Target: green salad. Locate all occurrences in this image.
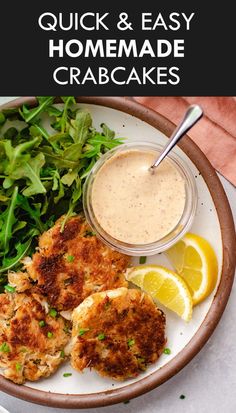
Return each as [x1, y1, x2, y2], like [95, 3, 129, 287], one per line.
[0, 96, 123, 288]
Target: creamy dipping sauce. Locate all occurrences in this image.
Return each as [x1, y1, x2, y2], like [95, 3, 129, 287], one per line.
[91, 149, 186, 244]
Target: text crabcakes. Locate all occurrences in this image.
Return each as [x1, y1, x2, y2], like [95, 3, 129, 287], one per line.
[70, 287, 166, 380]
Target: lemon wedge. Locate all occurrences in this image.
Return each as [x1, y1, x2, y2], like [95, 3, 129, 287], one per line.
[126, 265, 193, 321]
[165, 233, 218, 305]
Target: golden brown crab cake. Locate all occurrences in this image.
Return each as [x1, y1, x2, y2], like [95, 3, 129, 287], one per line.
[0, 292, 71, 384]
[70, 287, 166, 380]
[24, 215, 129, 312]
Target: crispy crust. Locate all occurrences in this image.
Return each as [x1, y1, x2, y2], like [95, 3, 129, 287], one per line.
[25, 215, 129, 311]
[71, 288, 166, 380]
[0, 293, 71, 384]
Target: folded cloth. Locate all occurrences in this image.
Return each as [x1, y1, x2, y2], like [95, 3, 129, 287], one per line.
[134, 97, 236, 187]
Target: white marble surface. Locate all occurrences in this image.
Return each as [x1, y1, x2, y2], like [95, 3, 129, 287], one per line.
[0, 97, 235, 413]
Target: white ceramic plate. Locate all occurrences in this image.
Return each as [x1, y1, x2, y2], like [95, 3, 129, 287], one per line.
[0, 97, 235, 409]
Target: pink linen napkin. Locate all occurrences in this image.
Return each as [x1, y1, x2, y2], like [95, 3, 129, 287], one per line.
[134, 97, 236, 187]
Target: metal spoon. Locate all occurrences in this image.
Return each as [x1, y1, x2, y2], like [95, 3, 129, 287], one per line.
[150, 104, 203, 171]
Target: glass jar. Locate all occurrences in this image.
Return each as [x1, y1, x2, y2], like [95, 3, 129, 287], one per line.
[83, 141, 197, 256]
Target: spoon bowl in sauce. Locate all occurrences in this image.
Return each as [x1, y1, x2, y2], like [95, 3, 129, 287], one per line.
[83, 141, 197, 256]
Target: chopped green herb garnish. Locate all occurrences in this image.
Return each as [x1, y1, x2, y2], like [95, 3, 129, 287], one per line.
[84, 230, 96, 237]
[15, 362, 22, 372]
[0, 342, 10, 353]
[139, 256, 147, 264]
[163, 348, 171, 355]
[47, 331, 53, 338]
[39, 320, 46, 327]
[63, 325, 70, 334]
[63, 373, 72, 377]
[180, 394, 186, 399]
[60, 350, 65, 358]
[127, 338, 135, 347]
[137, 357, 146, 371]
[4, 284, 16, 293]
[97, 333, 106, 341]
[49, 308, 57, 318]
[78, 328, 90, 336]
[67, 255, 75, 263]
[20, 347, 27, 353]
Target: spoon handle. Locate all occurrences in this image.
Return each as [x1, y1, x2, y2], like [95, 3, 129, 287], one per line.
[150, 105, 203, 170]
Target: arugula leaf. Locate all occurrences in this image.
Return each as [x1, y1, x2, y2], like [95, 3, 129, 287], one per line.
[60, 96, 76, 132]
[0, 236, 34, 273]
[30, 124, 59, 151]
[51, 96, 76, 133]
[61, 168, 80, 187]
[37, 97, 53, 106]
[101, 123, 115, 139]
[51, 169, 65, 204]
[87, 134, 123, 149]
[81, 144, 100, 159]
[12, 221, 27, 234]
[80, 158, 96, 180]
[0, 186, 18, 253]
[0, 112, 5, 125]
[40, 146, 80, 169]
[3, 137, 41, 174]
[17, 194, 45, 233]
[48, 132, 69, 143]
[81, 134, 123, 159]
[10, 153, 46, 197]
[71, 177, 82, 203]
[54, 179, 65, 204]
[45, 106, 62, 117]
[63, 143, 82, 162]
[60, 177, 82, 231]
[0, 194, 9, 202]
[30, 124, 49, 140]
[2, 177, 14, 189]
[69, 109, 92, 145]
[19, 97, 54, 123]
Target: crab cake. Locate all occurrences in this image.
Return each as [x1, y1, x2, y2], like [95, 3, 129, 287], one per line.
[0, 292, 70, 384]
[70, 287, 166, 380]
[24, 215, 129, 312]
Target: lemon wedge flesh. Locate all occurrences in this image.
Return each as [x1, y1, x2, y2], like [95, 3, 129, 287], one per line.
[126, 265, 193, 321]
[165, 233, 218, 305]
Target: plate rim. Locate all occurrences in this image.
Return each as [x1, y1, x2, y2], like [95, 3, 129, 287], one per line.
[0, 96, 235, 409]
